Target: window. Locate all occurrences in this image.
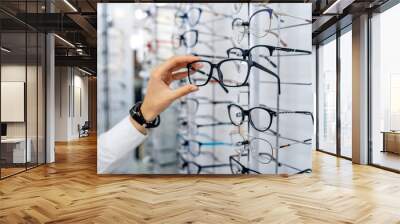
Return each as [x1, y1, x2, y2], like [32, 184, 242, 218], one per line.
[318, 37, 337, 154]
[370, 3, 400, 171]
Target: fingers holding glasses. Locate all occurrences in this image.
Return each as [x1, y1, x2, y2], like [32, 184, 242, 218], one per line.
[160, 55, 201, 74]
[168, 62, 203, 85]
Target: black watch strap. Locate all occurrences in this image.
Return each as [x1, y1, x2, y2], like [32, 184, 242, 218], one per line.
[129, 102, 160, 128]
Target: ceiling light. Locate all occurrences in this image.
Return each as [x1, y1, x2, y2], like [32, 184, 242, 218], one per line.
[1, 47, 11, 53]
[54, 34, 75, 48]
[63, 0, 78, 12]
[78, 67, 92, 76]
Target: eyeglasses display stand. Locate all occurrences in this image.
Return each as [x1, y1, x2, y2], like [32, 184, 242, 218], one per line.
[98, 3, 313, 174]
[246, 4, 313, 175]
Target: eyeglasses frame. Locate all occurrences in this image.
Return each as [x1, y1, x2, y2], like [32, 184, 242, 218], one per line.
[187, 58, 281, 93]
[227, 103, 276, 132]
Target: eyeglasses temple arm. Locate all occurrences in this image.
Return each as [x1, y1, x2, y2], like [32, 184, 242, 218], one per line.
[274, 47, 312, 56]
[193, 53, 228, 59]
[252, 62, 281, 94]
[210, 76, 229, 93]
[258, 54, 277, 68]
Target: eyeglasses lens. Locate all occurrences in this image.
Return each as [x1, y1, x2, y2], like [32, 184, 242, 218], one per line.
[232, 3, 242, 14]
[219, 60, 248, 87]
[188, 61, 211, 86]
[187, 162, 199, 174]
[232, 19, 246, 44]
[230, 158, 243, 174]
[228, 105, 243, 126]
[249, 138, 273, 164]
[249, 10, 272, 38]
[174, 11, 185, 27]
[249, 108, 272, 131]
[249, 46, 276, 68]
[187, 8, 201, 26]
[185, 99, 199, 114]
[189, 141, 201, 156]
[182, 30, 197, 48]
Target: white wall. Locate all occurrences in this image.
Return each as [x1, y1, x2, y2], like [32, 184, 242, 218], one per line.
[55, 67, 89, 141]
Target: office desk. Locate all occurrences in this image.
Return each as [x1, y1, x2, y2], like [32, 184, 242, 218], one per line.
[1, 138, 31, 163]
[382, 131, 400, 155]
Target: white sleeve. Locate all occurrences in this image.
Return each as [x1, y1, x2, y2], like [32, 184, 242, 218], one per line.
[97, 116, 147, 174]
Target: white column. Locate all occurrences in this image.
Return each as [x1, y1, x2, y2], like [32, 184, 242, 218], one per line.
[352, 14, 369, 164]
[46, 32, 55, 163]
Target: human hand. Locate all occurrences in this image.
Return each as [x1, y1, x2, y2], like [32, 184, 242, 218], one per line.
[131, 55, 200, 133]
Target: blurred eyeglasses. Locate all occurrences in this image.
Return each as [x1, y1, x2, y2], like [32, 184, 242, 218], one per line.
[229, 130, 313, 174]
[178, 134, 232, 157]
[229, 153, 261, 174]
[179, 98, 233, 114]
[231, 9, 288, 46]
[232, 3, 311, 23]
[178, 152, 230, 174]
[230, 133, 274, 165]
[180, 120, 232, 129]
[175, 7, 233, 27]
[172, 29, 231, 49]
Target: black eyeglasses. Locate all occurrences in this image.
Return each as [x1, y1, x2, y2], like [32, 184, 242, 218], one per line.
[227, 45, 311, 68]
[175, 7, 232, 27]
[178, 152, 230, 174]
[229, 153, 261, 174]
[228, 104, 314, 132]
[180, 120, 232, 128]
[175, 7, 203, 27]
[232, 136, 275, 164]
[178, 135, 232, 157]
[228, 104, 277, 132]
[172, 29, 230, 49]
[187, 58, 281, 94]
[179, 98, 233, 114]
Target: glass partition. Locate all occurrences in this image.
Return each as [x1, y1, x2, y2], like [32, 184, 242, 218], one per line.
[339, 29, 352, 158]
[1, 30, 28, 177]
[27, 30, 38, 169]
[0, 1, 46, 179]
[317, 37, 337, 155]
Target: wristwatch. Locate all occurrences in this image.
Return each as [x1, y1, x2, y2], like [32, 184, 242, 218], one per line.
[129, 101, 160, 128]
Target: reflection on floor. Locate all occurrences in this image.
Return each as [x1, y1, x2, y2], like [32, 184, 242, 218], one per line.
[0, 167, 25, 177]
[0, 163, 42, 178]
[373, 150, 400, 171]
[1, 135, 400, 223]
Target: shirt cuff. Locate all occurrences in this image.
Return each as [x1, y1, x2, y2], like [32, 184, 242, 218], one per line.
[98, 116, 148, 173]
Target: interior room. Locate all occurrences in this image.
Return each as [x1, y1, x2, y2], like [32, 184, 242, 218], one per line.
[1, 0, 400, 223]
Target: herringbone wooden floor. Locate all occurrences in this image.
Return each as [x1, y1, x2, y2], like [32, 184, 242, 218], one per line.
[1, 135, 400, 224]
